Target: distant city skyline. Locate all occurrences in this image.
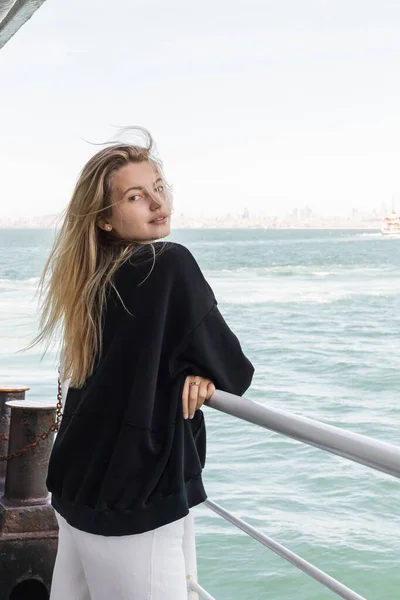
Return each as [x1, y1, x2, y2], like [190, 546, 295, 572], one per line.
[1, 0, 400, 219]
[0, 204, 386, 230]
[0, 201, 395, 222]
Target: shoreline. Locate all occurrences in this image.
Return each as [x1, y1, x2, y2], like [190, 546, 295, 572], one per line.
[0, 225, 382, 231]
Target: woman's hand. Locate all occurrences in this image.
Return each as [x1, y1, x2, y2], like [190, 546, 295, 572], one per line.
[182, 376, 216, 419]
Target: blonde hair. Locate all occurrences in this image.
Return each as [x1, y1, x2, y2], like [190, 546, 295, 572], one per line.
[31, 128, 170, 388]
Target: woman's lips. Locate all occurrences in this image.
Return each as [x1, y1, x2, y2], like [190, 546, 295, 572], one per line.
[150, 216, 168, 225]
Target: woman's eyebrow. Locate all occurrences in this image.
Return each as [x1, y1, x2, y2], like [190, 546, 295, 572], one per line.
[122, 178, 163, 197]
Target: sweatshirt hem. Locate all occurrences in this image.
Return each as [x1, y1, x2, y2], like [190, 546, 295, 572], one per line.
[50, 475, 207, 536]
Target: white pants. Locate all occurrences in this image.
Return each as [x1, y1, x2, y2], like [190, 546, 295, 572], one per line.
[50, 511, 195, 600]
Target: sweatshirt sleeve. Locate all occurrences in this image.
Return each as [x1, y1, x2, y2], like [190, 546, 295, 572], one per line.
[169, 304, 254, 397]
[131, 242, 254, 396]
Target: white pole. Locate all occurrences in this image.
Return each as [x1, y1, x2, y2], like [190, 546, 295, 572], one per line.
[183, 511, 198, 600]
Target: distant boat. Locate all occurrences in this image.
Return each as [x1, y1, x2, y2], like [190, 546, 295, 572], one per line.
[381, 209, 400, 236]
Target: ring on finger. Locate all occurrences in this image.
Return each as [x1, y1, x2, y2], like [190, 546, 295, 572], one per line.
[189, 381, 200, 387]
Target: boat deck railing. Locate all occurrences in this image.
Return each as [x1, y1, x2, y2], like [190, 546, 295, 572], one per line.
[187, 390, 400, 600]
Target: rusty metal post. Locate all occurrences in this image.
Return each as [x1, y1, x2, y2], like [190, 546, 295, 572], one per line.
[3, 400, 56, 506]
[0, 387, 29, 494]
[0, 400, 58, 600]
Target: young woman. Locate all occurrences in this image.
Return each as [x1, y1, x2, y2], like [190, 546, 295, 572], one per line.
[35, 129, 254, 599]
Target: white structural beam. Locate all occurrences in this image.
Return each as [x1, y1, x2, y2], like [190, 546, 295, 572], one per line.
[0, 0, 47, 49]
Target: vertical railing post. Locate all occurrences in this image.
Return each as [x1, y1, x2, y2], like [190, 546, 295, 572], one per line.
[183, 512, 199, 600]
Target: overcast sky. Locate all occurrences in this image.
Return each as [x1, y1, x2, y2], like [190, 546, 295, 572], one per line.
[1, 0, 399, 218]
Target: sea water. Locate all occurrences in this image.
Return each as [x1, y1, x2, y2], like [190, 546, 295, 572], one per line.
[0, 228, 399, 600]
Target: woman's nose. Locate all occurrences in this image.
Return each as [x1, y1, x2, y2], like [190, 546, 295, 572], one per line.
[148, 190, 163, 208]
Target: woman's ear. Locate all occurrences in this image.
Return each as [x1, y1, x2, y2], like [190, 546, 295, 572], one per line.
[98, 220, 112, 232]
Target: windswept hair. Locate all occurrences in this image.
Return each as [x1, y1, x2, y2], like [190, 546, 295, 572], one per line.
[30, 127, 171, 388]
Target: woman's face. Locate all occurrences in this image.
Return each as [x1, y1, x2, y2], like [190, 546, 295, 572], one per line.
[101, 161, 171, 242]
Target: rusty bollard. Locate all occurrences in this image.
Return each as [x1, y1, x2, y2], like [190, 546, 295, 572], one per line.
[0, 400, 58, 600]
[0, 387, 29, 495]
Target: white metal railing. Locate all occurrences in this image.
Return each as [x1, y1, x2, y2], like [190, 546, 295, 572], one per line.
[191, 390, 400, 600]
[188, 580, 216, 600]
[203, 499, 364, 600]
[207, 391, 400, 478]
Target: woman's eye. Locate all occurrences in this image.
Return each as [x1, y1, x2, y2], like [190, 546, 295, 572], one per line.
[128, 195, 141, 202]
[155, 185, 164, 193]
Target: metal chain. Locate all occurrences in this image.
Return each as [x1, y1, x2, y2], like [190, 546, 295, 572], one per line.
[0, 373, 63, 462]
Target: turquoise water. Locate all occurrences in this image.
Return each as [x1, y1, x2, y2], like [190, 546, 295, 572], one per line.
[0, 228, 399, 600]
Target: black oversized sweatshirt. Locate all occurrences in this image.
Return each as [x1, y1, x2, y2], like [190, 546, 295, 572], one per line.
[46, 242, 254, 536]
